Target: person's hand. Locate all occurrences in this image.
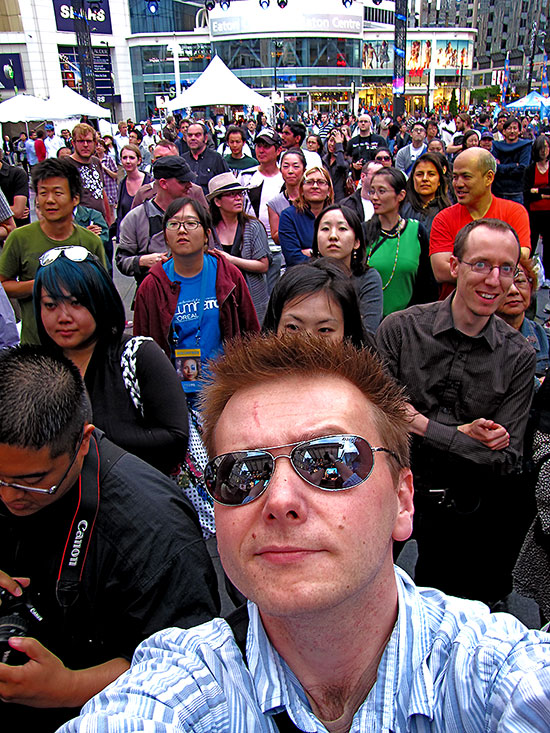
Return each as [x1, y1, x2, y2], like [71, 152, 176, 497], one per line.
[457, 418, 509, 450]
[139, 253, 168, 268]
[332, 130, 343, 144]
[86, 224, 102, 237]
[0, 637, 75, 707]
[301, 248, 312, 258]
[21, 207, 29, 219]
[0, 570, 30, 601]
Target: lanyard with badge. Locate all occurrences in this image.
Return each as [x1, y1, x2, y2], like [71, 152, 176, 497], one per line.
[173, 255, 209, 394]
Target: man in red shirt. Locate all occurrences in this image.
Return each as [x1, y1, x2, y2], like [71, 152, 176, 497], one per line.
[430, 148, 530, 299]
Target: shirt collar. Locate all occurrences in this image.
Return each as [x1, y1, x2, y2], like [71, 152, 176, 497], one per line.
[245, 567, 437, 731]
[433, 294, 499, 349]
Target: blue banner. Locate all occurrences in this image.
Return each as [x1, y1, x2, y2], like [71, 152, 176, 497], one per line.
[52, 0, 112, 34]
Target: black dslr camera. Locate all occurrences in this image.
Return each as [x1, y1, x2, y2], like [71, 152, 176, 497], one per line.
[0, 586, 44, 665]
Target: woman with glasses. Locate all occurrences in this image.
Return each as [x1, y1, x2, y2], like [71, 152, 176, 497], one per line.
[496, 255, 549, 378]
[278, 166, 334, 267]
[133, 197, 259, 539]
[401, 153, 452, 236]
[364, 167, 437, 317]
[312, 204, 383, 334]
[33, 246, 189, 475]
[322, 129, 349, 203]
[207, 173, 271, 323]
[134, 196, 259, 375]
[305, 134, 324, 156]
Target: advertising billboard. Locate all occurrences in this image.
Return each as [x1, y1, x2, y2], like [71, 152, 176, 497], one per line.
[53, 0, 112, 35]
[362, 40, 394, 70]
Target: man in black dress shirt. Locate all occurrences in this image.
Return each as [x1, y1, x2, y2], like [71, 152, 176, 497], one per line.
[182, 122, 229, 196]
[377, 219, 536, 604]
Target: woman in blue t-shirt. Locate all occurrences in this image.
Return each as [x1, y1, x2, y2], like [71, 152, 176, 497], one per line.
[133, 197, 259, 538]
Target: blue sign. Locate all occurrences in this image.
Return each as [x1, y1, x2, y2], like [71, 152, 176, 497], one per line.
[0, 55, 25, 91]
[53, 0, 113, 34]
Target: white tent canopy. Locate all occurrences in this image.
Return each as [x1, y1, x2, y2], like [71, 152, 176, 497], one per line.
[506, 91, 546, 111]
[166, 55, 272, 113]
[45, 86, 111, 119]
[0, 94, 54, 123]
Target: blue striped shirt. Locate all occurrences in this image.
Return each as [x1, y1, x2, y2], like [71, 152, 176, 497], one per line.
[59, 567, 550, 732]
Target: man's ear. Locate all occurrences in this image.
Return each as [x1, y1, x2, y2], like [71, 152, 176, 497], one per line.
[449, 254, 460, 280]
[79, 423, 95, 458]
[392, 468, 414, 543]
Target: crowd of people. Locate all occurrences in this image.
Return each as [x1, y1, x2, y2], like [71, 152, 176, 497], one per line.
[0, 104, 550, 730]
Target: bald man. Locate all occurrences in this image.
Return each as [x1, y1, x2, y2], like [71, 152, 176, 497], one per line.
[429, 148, 531, 299]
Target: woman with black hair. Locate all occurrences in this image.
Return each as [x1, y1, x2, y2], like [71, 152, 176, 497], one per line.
[262, 258, 371, 349]
[401, 152, 451, 236]
[364, 167, 437, 316]
[312, 204, 383, 333]
[524, 135, 550, 282]
[33, 245, 188, 475]
[322, 129, 349, 203]
[267, 147, 307, 247]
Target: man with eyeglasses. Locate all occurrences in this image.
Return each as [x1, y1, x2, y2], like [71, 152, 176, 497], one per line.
[377, 218, 536, 605]
[61, 332, 550, 733]
[0, 345, 220, 731]
[430, 148, 531, 300]
[0, 159, 106, 345]
[116, 156, 196, 288]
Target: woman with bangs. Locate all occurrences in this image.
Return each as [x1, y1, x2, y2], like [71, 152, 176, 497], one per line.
[33, 245, 189, 475]
[312, 204, 383, 334]
[401, 152, 452, 236]
[278, 166, 334, 267]
[365, 167, 437, 317]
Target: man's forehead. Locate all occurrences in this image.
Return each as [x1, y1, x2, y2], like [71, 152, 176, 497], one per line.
[214, 374, 379, 448]
[462, 227, 519, 261]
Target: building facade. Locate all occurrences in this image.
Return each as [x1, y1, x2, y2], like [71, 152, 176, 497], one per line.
[0, 0, 476, 124]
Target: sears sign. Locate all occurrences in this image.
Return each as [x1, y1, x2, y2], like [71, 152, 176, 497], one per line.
[53, 0, 113, 34]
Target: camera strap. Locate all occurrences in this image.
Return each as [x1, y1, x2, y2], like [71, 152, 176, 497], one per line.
[55, 433, 124, 610]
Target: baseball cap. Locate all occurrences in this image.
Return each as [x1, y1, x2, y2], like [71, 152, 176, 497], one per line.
[480, 130, 494, 140]
[152, 155, 196, 182]
[45, 123, 55, 131]
[254, 129, 282, 147]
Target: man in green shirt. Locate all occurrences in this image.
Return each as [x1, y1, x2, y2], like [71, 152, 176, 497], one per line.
[0, 158, 106, 344]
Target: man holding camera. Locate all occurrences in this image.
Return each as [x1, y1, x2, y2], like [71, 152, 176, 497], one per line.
[0, 346, 220, 731]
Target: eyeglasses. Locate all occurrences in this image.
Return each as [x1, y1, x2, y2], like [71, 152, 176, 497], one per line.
[0, 430, 84, 495]
[39, 246, 94, 267]
[458, 258, 517, 281]
[375, 155, 392, 162]
[165, 219, 202, 232]
[204, 434, 399, 507]
[513, 273, 532, 288]
[303, 179, 329, 188]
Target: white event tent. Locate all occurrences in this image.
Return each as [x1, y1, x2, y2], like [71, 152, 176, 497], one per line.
[45, 86, 111, 119]
[0, 94, 54, 123]
[166, 55, 272, 114]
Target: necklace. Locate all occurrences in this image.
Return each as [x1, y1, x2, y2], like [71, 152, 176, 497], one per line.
[367, 218, 404, 291]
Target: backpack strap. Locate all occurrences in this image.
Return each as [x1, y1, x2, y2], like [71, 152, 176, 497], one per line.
[225, 605, 301, 732]
[120, 336, 153, 418]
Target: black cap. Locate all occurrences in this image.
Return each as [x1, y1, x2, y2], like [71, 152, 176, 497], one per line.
[254, 129, 282, 147]
[152, 155, 196, 182]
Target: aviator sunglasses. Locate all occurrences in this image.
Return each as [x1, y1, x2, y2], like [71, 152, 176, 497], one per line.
[204, 434, 400, 507]
[39, 246, 98, 268]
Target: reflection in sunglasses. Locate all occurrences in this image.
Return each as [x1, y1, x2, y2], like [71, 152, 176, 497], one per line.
[205, 435, 400, 507]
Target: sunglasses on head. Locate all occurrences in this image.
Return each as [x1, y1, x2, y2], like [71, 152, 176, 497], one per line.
[204, 434, 400, 507]
[39, 246, 96, 268]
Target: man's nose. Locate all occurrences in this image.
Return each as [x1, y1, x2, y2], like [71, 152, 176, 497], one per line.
[261, 457, 308, 523]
